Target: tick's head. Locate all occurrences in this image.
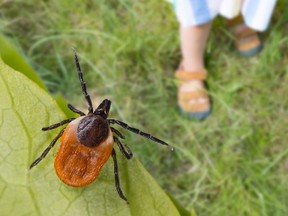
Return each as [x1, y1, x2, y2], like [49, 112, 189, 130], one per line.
[94, 99, 111, 119]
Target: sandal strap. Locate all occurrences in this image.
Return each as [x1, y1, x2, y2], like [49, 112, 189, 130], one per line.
[176, 70, 207, 81]
[227, 15, 243, 25]
[176, 68, 210, 113]
[233, 27, 257, 38]
[227, 16, 258, 39]
[178, 90, 210, 112]
[178, 91, 208, 101]
[238, 36, 260, 50]
[179, 100, 210, 112]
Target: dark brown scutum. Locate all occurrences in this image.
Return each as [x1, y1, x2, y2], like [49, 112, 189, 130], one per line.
[77, 114, 109, 147]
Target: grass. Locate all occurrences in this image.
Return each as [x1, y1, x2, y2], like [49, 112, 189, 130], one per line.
[1, 0, 288, 215]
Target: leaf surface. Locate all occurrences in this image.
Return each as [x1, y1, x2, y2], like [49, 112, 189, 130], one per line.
[0, 57, 181, 216]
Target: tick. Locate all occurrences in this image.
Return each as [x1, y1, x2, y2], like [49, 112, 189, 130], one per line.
[29, 48, 171, 203]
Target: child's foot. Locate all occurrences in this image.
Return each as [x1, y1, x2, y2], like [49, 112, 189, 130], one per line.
[229, 17, 263, 56]
[233, 23, 263, 56]
[176, 65, 211, 120]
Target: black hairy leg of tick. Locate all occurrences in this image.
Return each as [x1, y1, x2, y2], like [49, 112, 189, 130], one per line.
[114, 136, 133, 159]
[111, 127, 125, 139]
[29, 128, 65, 169]
[111, 148, 128, 203]
[68, 104, 85, 116]
[71, 48, 93, 114]
[41, 118, 75, 131]
[108, 119, 170, 147]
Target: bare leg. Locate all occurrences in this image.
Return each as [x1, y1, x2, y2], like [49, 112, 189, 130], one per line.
[179, 22, 212, 94]
[180, 22, 212, 71]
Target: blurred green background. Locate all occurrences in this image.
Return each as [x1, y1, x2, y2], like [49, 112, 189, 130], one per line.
[1, 0, 288, 215]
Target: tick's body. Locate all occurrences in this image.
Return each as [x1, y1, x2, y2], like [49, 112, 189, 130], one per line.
[29, 49, 171, 203]
[54, 116, 113, 187]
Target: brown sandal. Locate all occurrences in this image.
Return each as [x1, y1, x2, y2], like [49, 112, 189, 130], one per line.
[175, 69, 211, 120]
[229, 16, 263, 56]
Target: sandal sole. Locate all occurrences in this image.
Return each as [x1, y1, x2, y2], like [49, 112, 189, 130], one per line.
[178, 106, 212, 121]
[237, 42, 263, 57]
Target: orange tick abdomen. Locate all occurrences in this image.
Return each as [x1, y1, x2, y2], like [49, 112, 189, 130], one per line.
[54, 117, 113, 187]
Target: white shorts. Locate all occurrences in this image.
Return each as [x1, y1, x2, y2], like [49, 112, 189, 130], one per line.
[172, 0, 277, 31]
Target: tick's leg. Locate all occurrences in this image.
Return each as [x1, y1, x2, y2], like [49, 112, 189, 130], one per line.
[114, 136, 133, 159]
[108, 119, 169, 146]
[68, 104, 85, 116]
[29, 129, 65, 169]
[42, 118, 75, 131]
[71, 48, 93, 114]
[111, 148, 128, 203]
[111, 127, 125, 139]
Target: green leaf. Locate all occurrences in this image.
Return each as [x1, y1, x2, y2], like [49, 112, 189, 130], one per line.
[0, 34, 46, 90]
[0, 34, 74, 118]
[167, 193, 197, 216]
[0, 57, 183, 215]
